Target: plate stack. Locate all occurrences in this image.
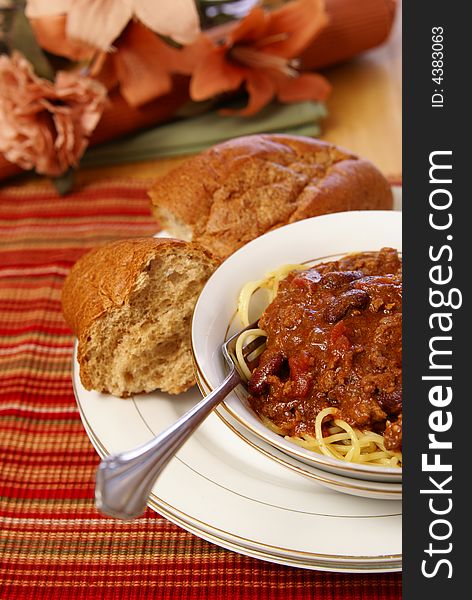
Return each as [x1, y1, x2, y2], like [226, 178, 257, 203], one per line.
[75, 203, 402, 573]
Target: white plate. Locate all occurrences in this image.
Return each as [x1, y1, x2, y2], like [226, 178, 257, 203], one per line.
[192, 208, 402, 483]
[74, 350, 401, 571]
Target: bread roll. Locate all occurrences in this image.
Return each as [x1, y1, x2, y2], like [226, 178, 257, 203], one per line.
[149, 134, 393, 260]
[62, 238, 218, 397]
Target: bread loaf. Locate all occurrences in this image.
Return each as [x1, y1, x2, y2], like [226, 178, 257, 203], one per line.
[62, 238, 218, 397]
[148, 134, 393, 260]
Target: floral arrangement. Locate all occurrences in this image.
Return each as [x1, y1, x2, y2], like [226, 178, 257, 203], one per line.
[0, 0, 331, 188]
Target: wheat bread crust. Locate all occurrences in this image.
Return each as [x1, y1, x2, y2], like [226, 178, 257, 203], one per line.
[148, 134, 393, 259]
[61, 237, 218, 395]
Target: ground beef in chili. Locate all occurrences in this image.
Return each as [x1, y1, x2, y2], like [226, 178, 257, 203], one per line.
[247, 247, 402, 451]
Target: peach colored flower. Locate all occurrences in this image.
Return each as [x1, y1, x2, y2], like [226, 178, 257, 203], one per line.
[185, 0, 331, 116]
[0, 53, 108, 177]
[25, 0, 200, 52]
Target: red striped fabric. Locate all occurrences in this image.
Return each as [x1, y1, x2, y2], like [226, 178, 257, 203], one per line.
[0, 178, 402, 599]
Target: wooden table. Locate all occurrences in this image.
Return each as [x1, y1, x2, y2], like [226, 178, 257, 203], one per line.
[321, 6, 401, 177]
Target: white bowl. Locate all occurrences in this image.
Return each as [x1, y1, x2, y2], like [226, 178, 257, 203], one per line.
[191, 210, 402, 484]
[195, 371, 402, 501]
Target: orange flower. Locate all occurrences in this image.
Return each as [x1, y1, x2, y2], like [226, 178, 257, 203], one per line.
[0, 53, 108, 176]
[186, 0, 331, 115]
[25, 1, 193, 107]
[91, 21, 186, 107]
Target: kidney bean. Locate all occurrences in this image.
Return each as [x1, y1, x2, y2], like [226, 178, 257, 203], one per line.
[320, 270, 363, 289]
[324, 289, 370, 323]
[248, 350, 285, 396]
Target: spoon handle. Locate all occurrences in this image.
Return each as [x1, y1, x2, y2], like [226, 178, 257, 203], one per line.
[95, 368, 241, 520]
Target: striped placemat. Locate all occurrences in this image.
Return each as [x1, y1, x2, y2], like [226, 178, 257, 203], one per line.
[0, 178, 402, 599]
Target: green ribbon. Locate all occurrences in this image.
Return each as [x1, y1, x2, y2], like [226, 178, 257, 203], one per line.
[82, 101, 327, 167]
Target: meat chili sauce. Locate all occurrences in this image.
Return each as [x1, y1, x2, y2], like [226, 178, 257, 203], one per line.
[248, 248, 403, 452]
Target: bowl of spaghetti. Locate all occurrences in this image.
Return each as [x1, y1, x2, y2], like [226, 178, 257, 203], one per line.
[191, 210, 402, 483]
